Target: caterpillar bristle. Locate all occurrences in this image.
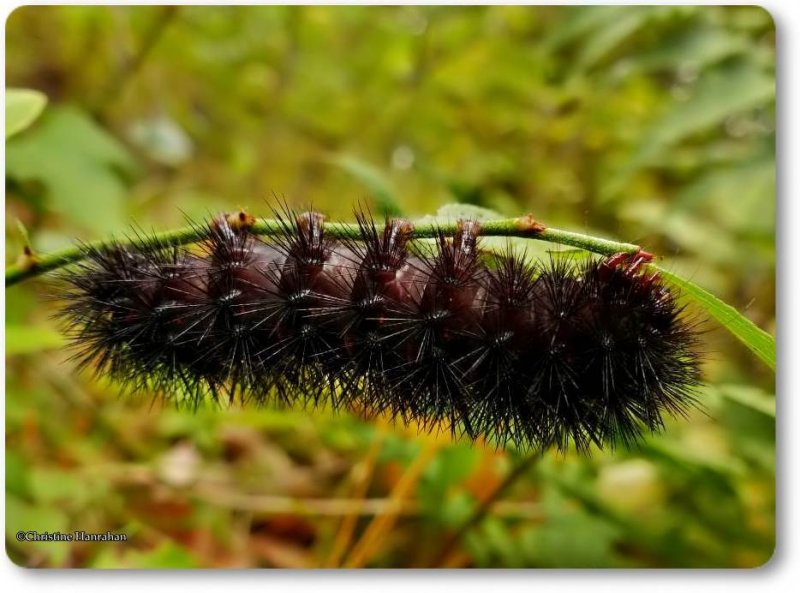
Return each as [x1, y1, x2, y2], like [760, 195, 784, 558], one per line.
[55, 209, 702, 453]
[464, 251, 540, 449]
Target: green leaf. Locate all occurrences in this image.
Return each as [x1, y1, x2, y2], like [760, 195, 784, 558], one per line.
[655, 266, 775, 370]
[5, 325, 67, 355]
[482, 517, 526, 567]
[91, 541, 198, 569]
[676, 157, 775, 235]
[418, 446, 479, 521]
[606, 61, 774, 198]
[638, 61, 774, 159]
[5, 106, 139, 235]
[327, 154, 402, 216]
[542, 6, 626, 52]
[30, 468, 92, 507]
[5, 451, 32, 499]
[622, 26, 748, 75]
[642, 438, 747, 477]
[415, 203, 504, 224]
[716, 384, 775, 417]
[518, 487, 623, 568]
[5, 88, 47, 139]
[6, 495, 71, 566]
[575, 7, 650, 71]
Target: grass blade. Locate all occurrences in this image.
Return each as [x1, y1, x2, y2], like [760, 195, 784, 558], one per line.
[655, 266, 775, 371]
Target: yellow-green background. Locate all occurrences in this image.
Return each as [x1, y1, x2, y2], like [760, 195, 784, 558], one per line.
[5, 5, 775, 568]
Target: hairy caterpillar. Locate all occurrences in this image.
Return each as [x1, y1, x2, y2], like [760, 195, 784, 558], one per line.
[58, 207, 701, 452]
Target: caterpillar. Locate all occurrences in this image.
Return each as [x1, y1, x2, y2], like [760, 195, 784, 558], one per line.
[57, 207, 701, 452]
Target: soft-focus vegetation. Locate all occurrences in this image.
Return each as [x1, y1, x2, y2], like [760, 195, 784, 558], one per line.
[5, 5, 774, 568]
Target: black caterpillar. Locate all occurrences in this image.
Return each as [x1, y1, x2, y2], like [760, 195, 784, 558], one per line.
[59, 208, 701, 452]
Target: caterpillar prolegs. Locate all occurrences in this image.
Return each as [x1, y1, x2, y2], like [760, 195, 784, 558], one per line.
[59, 209, 701, 452]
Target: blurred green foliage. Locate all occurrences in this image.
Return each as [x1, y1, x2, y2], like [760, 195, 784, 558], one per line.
[5, 88, 47, 139]
[5, 5, 774, 568]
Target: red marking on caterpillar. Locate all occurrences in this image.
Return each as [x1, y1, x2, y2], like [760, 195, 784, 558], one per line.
[58, 207, 701, 452]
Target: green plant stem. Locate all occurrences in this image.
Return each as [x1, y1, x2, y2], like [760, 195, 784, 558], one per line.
[5, 216, 643, 287]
